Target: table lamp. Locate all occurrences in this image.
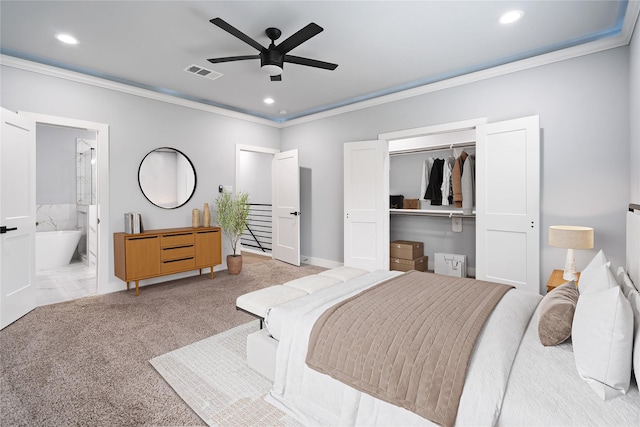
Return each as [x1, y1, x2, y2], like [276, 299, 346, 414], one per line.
[549, 225, 594, 281]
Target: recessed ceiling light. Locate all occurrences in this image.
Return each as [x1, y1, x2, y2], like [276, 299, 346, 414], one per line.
[56, 33, 78, 45]
[264, 97, 275, 105]
[499, 10, 524, 25]
[279, 110, 288, 115]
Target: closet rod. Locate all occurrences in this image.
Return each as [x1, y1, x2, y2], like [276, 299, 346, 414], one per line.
[390, 209, 475, 218]
[389, 141, 476, 156]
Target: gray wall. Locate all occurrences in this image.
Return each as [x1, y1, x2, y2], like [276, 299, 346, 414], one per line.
[1, 65, 280, 290]
[281, 47, 631, 290]
[2, 38, 637, 294]
[631, 22, 640, 204]
[36, 124, 95, 205]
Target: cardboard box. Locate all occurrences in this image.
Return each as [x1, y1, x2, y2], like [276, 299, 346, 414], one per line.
[390, 255, 428, 272]
[390, 240, 424, 260]
[403, 198, 419, 209]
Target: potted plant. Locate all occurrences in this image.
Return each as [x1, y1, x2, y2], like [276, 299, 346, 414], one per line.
[214, 190, 249, 274]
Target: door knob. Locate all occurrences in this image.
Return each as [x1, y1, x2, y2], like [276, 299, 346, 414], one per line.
[0, 226, 18, 234]
[289, 211, 301, 216]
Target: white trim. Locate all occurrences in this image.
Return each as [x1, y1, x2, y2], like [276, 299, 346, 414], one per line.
[301, 255, 343, 270]
[379, 117, 488, 141]
[241, 247, 272, 258]
[18, 112, 110, 297]
[1, 55, 279, 128]
[2, 1, 638, 129]
[281, 4, 640, 127]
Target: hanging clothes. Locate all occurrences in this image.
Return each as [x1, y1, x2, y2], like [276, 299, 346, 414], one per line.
[452, 151, 468, 208]
[420, 158, 434, 204]
[425, 158, 444, 206]
[441, 156, 454, 206]
[461, 154, 475, 214]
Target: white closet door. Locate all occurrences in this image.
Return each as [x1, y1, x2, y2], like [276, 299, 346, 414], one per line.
[344, 140, 389, 271]
[476, 116, 540, 293]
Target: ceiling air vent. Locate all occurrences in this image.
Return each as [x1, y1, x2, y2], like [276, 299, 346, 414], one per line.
[184, 64, 223, 81]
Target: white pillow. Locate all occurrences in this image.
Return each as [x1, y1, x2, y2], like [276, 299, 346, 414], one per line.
[572, 286, 634, 400]
[578, 262, 617, 294]
[579, 249, 608, 289]
[626, 289, 640, 383]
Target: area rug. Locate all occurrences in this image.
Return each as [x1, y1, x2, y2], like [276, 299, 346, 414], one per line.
[150, 321, 301, 426]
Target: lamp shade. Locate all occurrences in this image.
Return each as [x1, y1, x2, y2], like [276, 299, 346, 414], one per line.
[549, 226, 594, 249]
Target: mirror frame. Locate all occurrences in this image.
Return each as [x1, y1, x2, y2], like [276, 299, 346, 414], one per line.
[138, 147, 197, 209]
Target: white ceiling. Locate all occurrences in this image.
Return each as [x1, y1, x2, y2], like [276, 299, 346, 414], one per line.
[1, 1, 638, 123]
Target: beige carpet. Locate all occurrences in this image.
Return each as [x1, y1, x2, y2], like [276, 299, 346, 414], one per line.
[0, 259, 324, 426]
[150, 321, 300, 426]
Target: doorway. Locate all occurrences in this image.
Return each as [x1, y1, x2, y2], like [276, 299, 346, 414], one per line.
[20, 112, 109, 305]
[235, 144, 279, 256]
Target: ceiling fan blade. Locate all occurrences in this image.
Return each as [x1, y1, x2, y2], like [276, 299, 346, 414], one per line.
[284, 55, 338, 70]
[275, 23, 323, 54]
[270, 75, 282, 82]
[207, 55, 260, 64]
[210, 17, 265, 52]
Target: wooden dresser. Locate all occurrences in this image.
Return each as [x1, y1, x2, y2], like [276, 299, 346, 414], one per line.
[114, 226, 222, 295]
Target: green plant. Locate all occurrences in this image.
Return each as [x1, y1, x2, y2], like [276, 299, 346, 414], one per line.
[214, 191, 249, 256]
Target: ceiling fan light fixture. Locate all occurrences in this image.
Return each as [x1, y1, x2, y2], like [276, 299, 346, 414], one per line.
[261, 64, 283, 76]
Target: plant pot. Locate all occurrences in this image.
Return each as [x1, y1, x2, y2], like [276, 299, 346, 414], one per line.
[227, 254, 243, 275]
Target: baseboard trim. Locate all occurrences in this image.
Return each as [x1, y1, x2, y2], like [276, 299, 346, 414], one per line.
[301, 256, 342, 269]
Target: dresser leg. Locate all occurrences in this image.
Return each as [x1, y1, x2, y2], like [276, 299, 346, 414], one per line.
[126, 282, 130, 291]
[135, 281, 139, 296]
[210, 267, 215, 279]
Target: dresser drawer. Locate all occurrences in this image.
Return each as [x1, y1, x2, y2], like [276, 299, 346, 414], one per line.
[161, 232, 194, 248]
[161, 245, 194, 261]
[161, 257, 195, 274]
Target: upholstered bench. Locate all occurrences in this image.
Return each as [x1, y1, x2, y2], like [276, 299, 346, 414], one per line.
[238, 265, 370, 381]
[236, 286, 307, 328]
[235, 266, 369, 328]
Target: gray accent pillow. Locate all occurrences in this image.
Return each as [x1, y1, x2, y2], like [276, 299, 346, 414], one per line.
[538, 281, 579, 346]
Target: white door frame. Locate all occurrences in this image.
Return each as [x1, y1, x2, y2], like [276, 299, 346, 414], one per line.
[19, 112, 110, 296]
[235, 144, 279, 256]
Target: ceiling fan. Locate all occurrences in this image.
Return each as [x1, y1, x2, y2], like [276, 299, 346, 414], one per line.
[207, 17, 338, 81]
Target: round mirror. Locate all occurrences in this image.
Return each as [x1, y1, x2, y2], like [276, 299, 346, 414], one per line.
[138, 147, 197, 209]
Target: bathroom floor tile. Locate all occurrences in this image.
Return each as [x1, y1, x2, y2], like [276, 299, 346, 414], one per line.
[36, 261, 96, 307]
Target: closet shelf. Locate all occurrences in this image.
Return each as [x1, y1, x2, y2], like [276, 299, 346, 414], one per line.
[390, 208, 475, 218]
[389, 141, 476, 156]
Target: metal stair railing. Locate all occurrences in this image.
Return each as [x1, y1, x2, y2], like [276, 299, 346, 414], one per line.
[242, 203, 272, 253]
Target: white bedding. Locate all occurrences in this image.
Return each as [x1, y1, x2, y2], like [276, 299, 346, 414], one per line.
[266, 270, 544, 426]
[496, 306, 640, 426]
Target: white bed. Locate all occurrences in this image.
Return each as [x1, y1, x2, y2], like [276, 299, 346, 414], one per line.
[264, 207, 640, 426]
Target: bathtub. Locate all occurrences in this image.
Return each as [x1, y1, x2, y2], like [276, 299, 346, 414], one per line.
[36, 230, 82, 270]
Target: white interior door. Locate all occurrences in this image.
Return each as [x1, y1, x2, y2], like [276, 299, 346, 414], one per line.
[272, 149, 300, 266]
[476, 115, 540, 293]
[1, 108, 36, 329]
[344, 140, 389, 271]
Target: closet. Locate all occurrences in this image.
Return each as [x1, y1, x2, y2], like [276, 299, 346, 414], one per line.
[388, 129, 477, 274]
[344, 116, 541, 293]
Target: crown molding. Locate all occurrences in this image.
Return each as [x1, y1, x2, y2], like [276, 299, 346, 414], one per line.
[281, 1, 640, 128]
[2, 1, 637, 130]
[0, 54, 280, 128]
